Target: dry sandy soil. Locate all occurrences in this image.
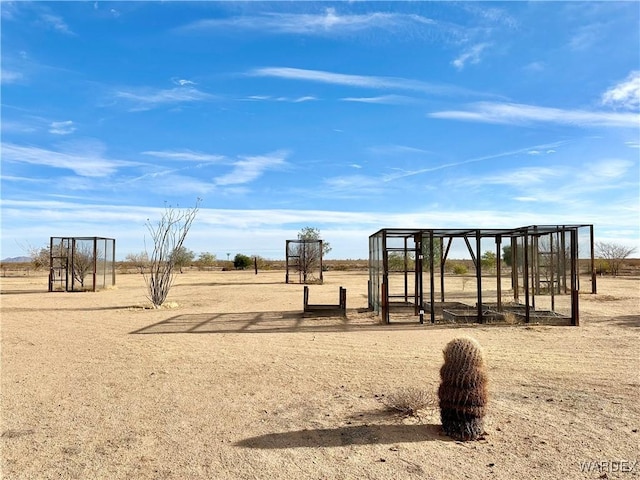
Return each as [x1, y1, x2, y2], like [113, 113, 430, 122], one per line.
[1, 269, 639, 479]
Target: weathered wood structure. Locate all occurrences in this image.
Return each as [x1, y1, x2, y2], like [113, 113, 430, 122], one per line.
[368, 225, 595, 326]
[49, 236, 116, 292]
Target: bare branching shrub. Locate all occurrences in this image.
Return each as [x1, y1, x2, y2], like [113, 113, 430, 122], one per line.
[125, 252, 150, 274]
[383, 387, 437, 417]
[23, 243, 50, 271]
[596, 241, 636, 276]
[71, 243, 99, 288]
[143, 200, 200, 308]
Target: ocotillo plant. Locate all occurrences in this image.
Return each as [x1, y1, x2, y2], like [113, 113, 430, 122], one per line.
[438, 336, 488, 441]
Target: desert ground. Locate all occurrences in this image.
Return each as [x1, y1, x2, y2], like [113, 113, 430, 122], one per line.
[1, 269, 639, 479]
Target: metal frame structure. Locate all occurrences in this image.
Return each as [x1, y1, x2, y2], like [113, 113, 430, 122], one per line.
[369, 225, 595, 326]
[285, 239, 324, 284]
[49, 236, 116, 292]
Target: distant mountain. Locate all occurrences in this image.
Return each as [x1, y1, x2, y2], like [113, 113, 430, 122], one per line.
[1, 256, 31, 263]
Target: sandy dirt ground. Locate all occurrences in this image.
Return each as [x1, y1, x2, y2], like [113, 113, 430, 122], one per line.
[1, 269, 639, 479]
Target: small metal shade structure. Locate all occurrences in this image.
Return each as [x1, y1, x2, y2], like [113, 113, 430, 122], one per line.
[285, 239, 324, 284]
[368, 225, 595, 326]
[49, 236, 116, 292]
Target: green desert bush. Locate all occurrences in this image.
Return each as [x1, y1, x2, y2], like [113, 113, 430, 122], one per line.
[438, 336, 488, 441]
[451, 263, 468, 275]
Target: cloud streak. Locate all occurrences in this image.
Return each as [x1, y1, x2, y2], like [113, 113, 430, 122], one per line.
[429, 102, 640, 128]
[214, 151, 288, 186]
[341, 95, 415, 105]
[249, 67, 494, 98]
[1, 142, 138, 177]
[114, 86, 214, 111]
[452, 43, 491, 70]
[142, 150, 224, 162]
[178, 8, 435, 35]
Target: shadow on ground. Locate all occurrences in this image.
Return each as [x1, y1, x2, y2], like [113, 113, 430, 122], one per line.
[235, 423, 443, 449]
[129, 310, 442, 335]
[610, 314, 640, 327]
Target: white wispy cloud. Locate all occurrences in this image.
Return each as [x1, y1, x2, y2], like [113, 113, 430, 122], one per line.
[292, 96, 316, 103]
[601, 71, 640, 110]
[141, 150, 224, 162]
[214, 151, 288, 186]
[131, 174, 215, 196]
[178, 8, 435, 35]
[429, 102, 640, 128]
[1, 120, 37, 134]
[380, 140, 572, 182]
[249, 67, 493, 98]
[243, 95, 318, 103]
[114, 86, 214, 111]
[578, 159, 634, 180]
[39, 12, 75, 35]
[341, 94, 415, 105]
[568, 23, 602, 50]
[625, 141, 640, 149]
[1, 69, 23, 84]
[456, 166, 564, 188]
[1, 142, 139, 177]
[523, 61, 545, 73]
[452, 42, 491, 70]
[369, 144, 432, 155]
[323, 174, 382, 194]
[2, 198, 638, 260]
[49, 120, 76, 135]
[172, 78, 196, 86]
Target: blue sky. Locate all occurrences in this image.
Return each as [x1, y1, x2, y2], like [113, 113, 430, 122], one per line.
[1, 1, 639, 261]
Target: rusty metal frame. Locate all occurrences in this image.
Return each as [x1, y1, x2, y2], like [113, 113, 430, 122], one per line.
[285, 239, 324, 284]
[49, 236, 116, 292]
[368, 225, 595, 326]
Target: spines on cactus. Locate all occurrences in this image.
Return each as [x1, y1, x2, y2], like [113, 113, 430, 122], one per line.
[438, 336, 488, 441]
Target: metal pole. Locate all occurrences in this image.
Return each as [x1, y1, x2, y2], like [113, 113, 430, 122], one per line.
[475, 230, 483, 323]
[429, 231, 435, 324]
[496, 235, 502, 311]
[523, 232, 530, 324]
[590, 225, 597, 294]
[571, 228, 580, 326]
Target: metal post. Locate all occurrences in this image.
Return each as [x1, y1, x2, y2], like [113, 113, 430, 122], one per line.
[92, 237, 98, 292]
[319, 240, 323, 284]
[285, 240, 290, 283]
[523, 232, 530, 323]
[440, 237, 446, 303]
[496, 235, 502, 312]
[429, 231, 435, 324]
[414, 233, 423, 319]
[476, 230, 483, 323]
[590, 225, 597, 294]
[570, 228, 580, 326]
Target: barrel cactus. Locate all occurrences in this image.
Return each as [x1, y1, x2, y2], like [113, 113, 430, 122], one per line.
[438, 336, 488, 441]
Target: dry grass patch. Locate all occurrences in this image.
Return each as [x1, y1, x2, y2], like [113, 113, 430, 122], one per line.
[382, 386, 437, 418]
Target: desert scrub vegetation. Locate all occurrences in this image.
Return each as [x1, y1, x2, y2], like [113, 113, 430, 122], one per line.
[144, 200, 200, 308]
[450, 262, 469, 275]
[383, 386, 437, 418]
